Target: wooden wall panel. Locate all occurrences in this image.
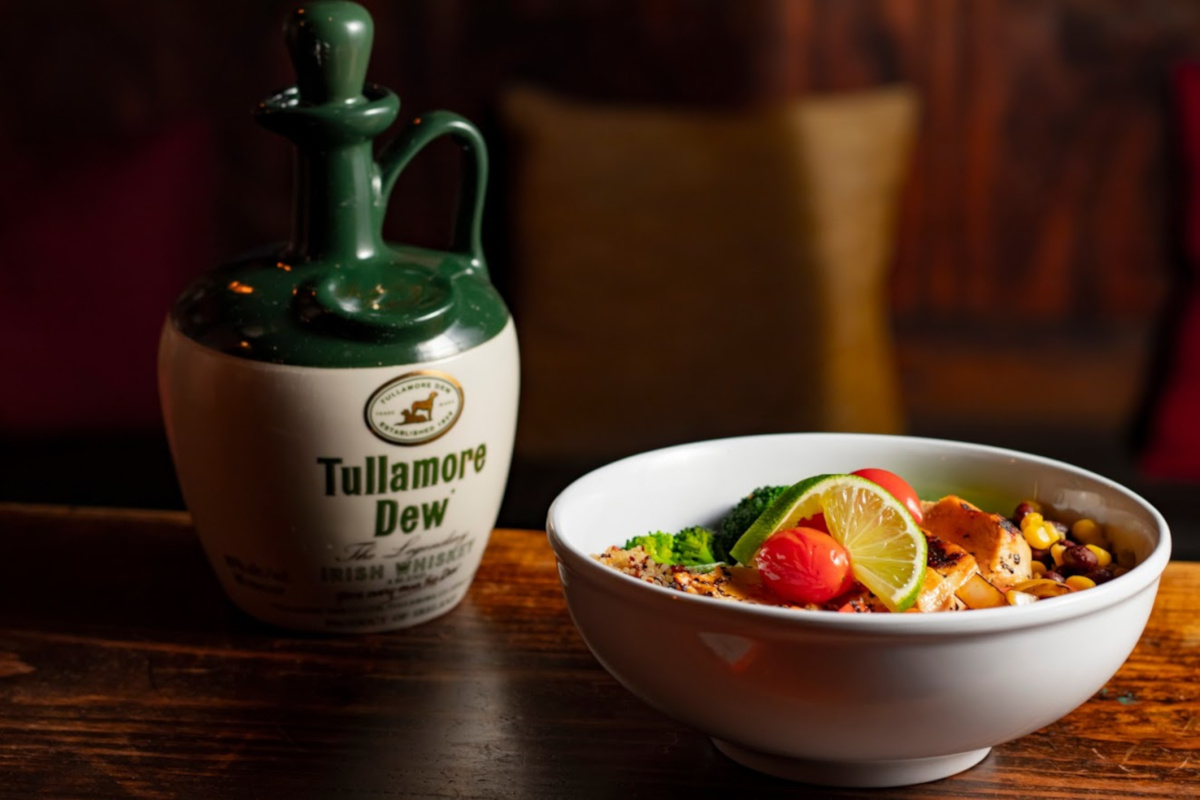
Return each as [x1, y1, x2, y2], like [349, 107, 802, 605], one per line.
[749, 0, 1200, 326]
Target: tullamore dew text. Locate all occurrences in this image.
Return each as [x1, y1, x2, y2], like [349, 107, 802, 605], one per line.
[317, 443, 487, 537]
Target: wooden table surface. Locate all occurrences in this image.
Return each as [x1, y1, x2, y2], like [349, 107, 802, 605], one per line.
[0, 503, 1197, 799]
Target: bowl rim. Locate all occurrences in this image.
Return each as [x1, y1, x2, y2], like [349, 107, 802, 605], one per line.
[546, 432, 1172, 635]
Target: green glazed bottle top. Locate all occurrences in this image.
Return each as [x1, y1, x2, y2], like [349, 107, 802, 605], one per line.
[171, 0, 509, 368]
[287, 1, 373, 106]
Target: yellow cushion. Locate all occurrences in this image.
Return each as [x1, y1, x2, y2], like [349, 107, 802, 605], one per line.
[502, 85, 917, 461]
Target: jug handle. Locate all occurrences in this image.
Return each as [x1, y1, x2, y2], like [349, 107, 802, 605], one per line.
[378, 110, 488, 271]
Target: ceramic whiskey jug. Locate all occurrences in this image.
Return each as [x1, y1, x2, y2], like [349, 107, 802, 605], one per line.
[158, 1, 518, 632]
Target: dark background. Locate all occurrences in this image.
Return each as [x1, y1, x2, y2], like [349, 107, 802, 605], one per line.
[2, 0, 1198, 555]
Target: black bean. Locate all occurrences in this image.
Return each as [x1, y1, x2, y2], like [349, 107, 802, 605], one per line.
[1087, 567, 1115, 585]
[1063, 544, 1099, 572]
[1049, 520, 1070, 536]
[1044, 571, 1065, 583]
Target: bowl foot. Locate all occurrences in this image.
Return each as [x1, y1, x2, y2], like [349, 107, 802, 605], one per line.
[711, 739, 991, 788]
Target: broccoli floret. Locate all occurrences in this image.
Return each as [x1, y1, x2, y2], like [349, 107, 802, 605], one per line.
[623, 531, 675, 563]
[671, 526, 718, 566]
[716, 485, 788, 562]
[623, 527, 719, 565]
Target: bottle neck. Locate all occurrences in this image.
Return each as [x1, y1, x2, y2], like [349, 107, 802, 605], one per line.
[290, 141, 382, 262]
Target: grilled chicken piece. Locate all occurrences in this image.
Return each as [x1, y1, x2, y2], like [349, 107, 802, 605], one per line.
[921, 496, 1032, 591]
[913, 535, 975, 612]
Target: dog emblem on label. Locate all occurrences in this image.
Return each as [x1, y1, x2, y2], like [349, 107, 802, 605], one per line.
[365, 371, 464, 445]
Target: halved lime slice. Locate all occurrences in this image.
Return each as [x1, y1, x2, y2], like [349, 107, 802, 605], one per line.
[730, 474, 927, 612]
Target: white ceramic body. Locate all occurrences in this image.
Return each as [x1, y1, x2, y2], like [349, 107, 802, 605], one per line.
[547, 433, 1171, 788]
[159, 319, 519, 633]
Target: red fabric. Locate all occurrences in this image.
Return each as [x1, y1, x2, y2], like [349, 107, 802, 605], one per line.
[0, 121, 217, 434]
[1141, 62, 1200, 479]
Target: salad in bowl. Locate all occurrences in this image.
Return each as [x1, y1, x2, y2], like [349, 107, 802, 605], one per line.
[596, 467, 1131, 614]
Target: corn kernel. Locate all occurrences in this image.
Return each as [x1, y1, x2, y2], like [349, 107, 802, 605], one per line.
[1065, 575, 1096, 591]
[1020, 512, 1044, 532]
[1031, 560, 1047, 577]
[1050, 541, 1067, 566]
[1071, 518, 1107, 548]
[1085, 544, 1112, 567]
[1025, 521, 1060, 550]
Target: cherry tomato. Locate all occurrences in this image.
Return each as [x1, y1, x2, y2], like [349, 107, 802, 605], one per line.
[755, 527, 855, 605]
[852, 468, 924, 524]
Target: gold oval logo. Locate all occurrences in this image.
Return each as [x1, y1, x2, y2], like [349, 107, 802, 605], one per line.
[365, 371, 464, 446]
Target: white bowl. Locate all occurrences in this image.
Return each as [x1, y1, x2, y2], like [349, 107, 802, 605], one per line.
[546, 433, 1170, 788]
